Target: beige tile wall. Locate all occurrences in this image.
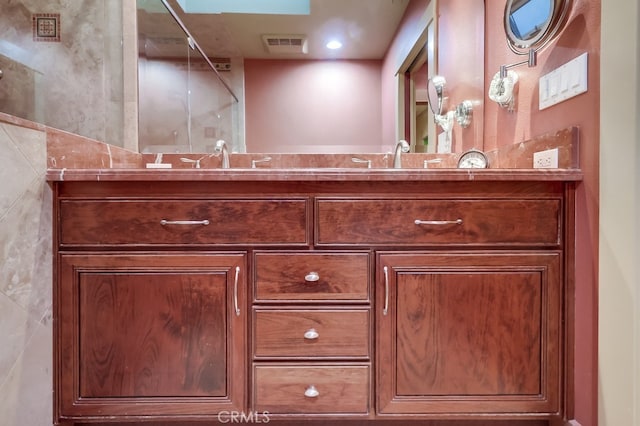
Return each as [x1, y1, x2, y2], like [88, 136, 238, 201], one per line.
[0, 0, 125, 148]
[0, 120, 52, 425]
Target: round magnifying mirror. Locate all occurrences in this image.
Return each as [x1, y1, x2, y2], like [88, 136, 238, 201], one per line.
[427, 75, 447, 116]
[504, 0, 572, 54]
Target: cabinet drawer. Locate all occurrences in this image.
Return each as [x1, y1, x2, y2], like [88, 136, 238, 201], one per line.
[59, 198, 308, 246]
[253, 364, 369, 414]
[253, 309, 369, 359]
[316, 198, 561, 246]
[254, 252, 370, 302]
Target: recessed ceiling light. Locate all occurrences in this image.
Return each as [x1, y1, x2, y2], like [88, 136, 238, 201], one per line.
[326, 40, 343, 50]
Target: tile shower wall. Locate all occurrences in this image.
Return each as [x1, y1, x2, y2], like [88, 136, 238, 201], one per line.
[0, 119, 52, 425]
[0, 0, 125, 148]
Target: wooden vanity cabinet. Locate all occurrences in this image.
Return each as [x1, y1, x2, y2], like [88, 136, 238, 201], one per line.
[251, 251, 373, 417]
[50, 176, 576, 425]
[316, 182, 570, 421]
[51, 180, 310, 425]
[376, 252, 561, 415]
[57, 252, 247, 418]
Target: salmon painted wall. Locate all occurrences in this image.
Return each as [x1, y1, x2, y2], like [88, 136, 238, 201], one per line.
[247, 4, 601, 421]
[484, 1, 601, 424]
[381, 0, 484, 153]
[244, 59, 382, 153]
[437, 0, 485, 152]
[245, 0, 432, 154]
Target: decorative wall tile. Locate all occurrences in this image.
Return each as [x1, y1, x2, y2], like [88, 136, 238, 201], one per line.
[32, 13, 60, 42]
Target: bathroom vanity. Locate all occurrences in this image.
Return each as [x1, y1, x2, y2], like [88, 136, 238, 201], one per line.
[48, 167, 581, 425]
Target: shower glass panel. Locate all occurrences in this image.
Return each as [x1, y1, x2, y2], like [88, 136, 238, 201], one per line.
[137, 0, 240, 154]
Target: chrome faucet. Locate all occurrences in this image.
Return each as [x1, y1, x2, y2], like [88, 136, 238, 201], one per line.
[423, 158, 443, 169]
[251, 156, 272, 168]
[392, 140, 410, 168]
[351, 157, 372, 168]
[214, 139, 230, 168]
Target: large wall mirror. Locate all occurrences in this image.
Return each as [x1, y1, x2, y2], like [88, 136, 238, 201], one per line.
[136, 0, 484, 155]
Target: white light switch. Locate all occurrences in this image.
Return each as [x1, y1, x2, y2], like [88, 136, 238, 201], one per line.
[539, 52, 588, 110]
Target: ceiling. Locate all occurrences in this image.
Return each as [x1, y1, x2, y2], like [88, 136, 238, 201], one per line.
[137, 0, 411, 60]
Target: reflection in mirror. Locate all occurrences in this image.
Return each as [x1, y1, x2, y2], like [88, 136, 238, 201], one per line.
[504, 0, 572, 53]
[406, 48, 430, 153]
[136, 0, 485, 155]
[426, 75, 456, 152]
[507, 0, 553, 46]
[427, 75, 447, 116]
[137, 0, 241, 153]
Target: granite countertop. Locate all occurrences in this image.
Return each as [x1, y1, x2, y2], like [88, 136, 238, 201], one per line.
[46, 167, 583, 182]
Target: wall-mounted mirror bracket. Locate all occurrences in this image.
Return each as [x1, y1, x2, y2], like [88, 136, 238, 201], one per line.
[499, 48, 537, 79]
[491, 49, 535, 110]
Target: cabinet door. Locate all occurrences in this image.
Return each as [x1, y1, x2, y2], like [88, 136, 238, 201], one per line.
[376, 252, 561, 416]
[56, 253, 246, 420]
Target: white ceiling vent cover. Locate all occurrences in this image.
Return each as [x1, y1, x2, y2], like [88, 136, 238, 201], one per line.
[262, 34, 308, 54]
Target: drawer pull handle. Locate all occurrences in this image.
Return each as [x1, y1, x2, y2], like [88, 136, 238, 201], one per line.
[414, 219, 463, 226]
[160, 219, 210, 226]
[304, 271, 320, 282]
[383, 266, 389, 316]
[233, 266, 240, 316]
[304, 385, 319, 398]
[304, 328, 319, 340]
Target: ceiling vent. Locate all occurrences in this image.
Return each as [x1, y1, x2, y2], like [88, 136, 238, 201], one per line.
[262, 34, 308, 54]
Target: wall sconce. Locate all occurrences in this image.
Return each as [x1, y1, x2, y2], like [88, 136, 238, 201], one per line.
[427, 76, 473, 130]
[455, 100, 473, 128]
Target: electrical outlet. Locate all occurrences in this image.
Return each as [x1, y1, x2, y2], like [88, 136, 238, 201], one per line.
[533, 148, 559, 168]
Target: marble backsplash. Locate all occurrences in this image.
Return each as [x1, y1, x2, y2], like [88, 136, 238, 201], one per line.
[44, 122, 579, 170]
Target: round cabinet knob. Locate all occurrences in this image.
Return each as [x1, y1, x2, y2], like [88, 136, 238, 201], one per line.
[304, 385, 319, 398]
[303, 328, 319, 340]
[304, 271, 320, 282]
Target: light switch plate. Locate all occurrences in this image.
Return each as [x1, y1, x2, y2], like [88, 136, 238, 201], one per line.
[539, 52, 588, 110]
